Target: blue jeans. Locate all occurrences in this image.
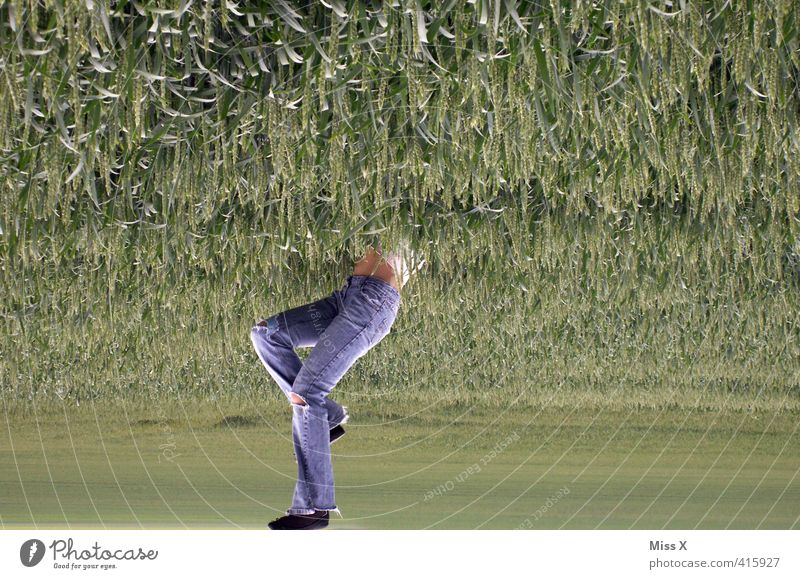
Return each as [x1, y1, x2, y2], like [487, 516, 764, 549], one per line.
[250, 274, 401, 516]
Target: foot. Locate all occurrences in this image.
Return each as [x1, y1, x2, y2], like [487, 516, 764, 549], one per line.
[330, 424, 346, 444]
[268, 510, 329, 530]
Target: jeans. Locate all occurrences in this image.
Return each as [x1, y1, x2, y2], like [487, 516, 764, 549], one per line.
[250, 274, 401, 516]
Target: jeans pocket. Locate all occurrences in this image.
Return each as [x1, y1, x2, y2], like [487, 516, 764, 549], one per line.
[358, 284, 385, 310]
[367, 310, 395, 347]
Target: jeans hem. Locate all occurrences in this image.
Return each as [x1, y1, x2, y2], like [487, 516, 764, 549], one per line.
[286, 508, 315, 515]
[286, 507, 341, 518]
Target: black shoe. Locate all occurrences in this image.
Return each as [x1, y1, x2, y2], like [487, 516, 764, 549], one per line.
[330, 424, 346, 444]
[268, 510, 329, 530]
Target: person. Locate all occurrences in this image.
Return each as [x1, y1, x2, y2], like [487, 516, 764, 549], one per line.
[250, 238, 425, 530]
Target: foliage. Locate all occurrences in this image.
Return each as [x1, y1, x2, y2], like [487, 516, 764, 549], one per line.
[0, 1, 798, 409]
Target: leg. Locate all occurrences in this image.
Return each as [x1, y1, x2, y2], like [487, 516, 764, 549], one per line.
[287, 294, 397, 515]
[250, 292, 348, 427]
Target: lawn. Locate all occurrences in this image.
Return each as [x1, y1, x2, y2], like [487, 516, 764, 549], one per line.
[2, 400, 797, 530]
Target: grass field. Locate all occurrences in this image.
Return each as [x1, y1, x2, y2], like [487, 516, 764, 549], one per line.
[1, 399, 798, 529]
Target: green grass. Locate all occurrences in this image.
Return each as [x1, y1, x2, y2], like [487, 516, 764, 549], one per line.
[1, 399, 798, 529]
[2, 1, 799, 278]
[1, 3, 798, 412]
[3, 240, 798, 412]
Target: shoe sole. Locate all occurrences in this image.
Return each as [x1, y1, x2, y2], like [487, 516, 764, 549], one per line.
[330, 424, 346, 444]
[268, 518, 329, 530]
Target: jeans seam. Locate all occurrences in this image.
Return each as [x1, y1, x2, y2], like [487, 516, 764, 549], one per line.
[364, 284, 399, 303]
[295, 405, 311, 507]
[375, 300, 397, 343]
[279, 311, 295, 349]
[302, 408, 309, 502]
[362, 283, 401, 312]
[358, 275, 400, 298]
[369, 298, 392, 343]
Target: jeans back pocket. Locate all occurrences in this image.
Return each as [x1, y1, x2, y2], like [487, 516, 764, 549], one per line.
[367, 310, 395, 347]
[358, 283, 386, 310]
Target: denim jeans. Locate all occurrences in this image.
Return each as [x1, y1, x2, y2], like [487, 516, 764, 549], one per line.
[250, 274, 401, 516]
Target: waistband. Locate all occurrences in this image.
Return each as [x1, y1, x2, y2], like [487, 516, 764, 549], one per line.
[346, 274, 401, 301]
